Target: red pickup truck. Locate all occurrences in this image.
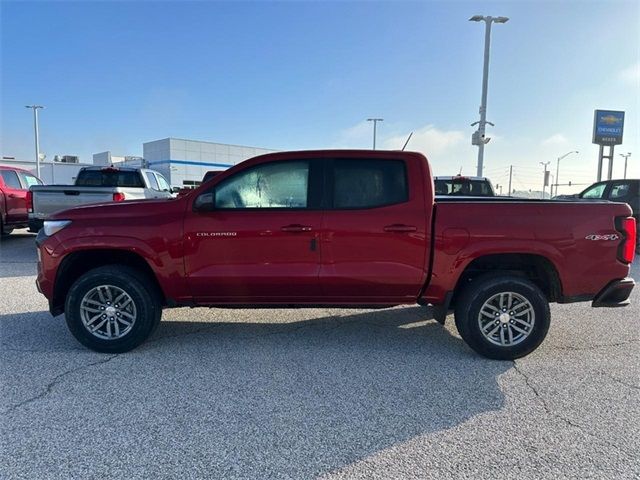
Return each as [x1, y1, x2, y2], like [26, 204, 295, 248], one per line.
[1, 165, 42, 236]
[35, 150, 636, 359]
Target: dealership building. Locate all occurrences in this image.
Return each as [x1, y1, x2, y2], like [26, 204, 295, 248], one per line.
[3, 138, 275, 188]
[96, 138, 275, 188]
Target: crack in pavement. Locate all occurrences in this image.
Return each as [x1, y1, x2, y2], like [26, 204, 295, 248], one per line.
[598, 371, 640, 391]
[512, 362, 636, 461]
[2, 354, 119, 415]
[550, 338, 639, 352]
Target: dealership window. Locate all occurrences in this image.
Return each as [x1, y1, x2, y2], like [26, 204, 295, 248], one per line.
[332, 159, 408, 208]
[214, 160, 309, 209]
[182, 180, 202, 189]
[18, 172, 42, 188]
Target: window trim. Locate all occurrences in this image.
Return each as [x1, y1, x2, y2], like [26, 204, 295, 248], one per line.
[326, 157, 410, 210]
[194, 159, 324, 212]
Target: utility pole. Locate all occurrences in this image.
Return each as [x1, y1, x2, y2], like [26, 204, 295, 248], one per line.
[619, 152, 631, 179]
[469, 15, 509, 177]
[25, 105, 45, 177]
[508, 165, 513, 196]
[540, 161, 550, 199]
[367, 118, 383, 150]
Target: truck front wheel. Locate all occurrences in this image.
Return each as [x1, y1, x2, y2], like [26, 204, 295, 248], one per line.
[64, 266, 162, 353]
[454, 275, 550, 360]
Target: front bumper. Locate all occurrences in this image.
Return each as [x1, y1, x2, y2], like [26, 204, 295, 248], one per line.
[592, 277, 635, 307]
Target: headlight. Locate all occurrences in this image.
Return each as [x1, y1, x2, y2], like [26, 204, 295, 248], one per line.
[43, 220, 72, 236]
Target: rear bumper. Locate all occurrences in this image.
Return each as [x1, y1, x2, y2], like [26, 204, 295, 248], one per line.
[592, 277, 635, 307]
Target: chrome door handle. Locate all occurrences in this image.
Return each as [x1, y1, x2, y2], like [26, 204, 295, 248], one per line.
[383, 224, 417, 233]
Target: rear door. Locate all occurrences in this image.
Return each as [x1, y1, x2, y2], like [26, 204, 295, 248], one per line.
[319, 156, 431, 302]
[0, 169, 27, 223]
[184, 158, 324, 302]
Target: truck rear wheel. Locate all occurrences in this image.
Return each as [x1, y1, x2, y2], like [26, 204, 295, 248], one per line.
[64, 265, 162, 353]
[454, 275, 550, 360]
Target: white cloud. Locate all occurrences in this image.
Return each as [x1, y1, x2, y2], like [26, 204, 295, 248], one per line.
[334, 120, 376, 148]
[618, 63, 640, 84]
[382, 124, 465, 155]
[542, 133, 568, 146]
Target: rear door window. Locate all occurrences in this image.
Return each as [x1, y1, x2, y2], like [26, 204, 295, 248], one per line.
[332, 159, 408, 209]
[608, 182, 631, 200]
[0, 170, 22, 189]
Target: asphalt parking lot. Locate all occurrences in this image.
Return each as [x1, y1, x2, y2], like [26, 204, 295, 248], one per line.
[1, 231, 638, 479]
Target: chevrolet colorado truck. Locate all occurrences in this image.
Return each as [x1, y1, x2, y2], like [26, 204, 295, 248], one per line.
[35, 150, 637, 359]
[29, 166, 173, 232]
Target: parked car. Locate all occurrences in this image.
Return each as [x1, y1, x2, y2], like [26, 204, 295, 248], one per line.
[29, 166, 173, 232]
[434, 175, 495, 196]
[0, 165, 43, 236]
[577, 179, 639, 251]
[35, 150, 635, 359]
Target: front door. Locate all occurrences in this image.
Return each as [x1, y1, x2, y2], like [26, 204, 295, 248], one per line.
[184, 159, 323, 303]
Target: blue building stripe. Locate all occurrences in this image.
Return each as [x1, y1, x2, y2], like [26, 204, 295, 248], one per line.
[148, 159, 234, 168]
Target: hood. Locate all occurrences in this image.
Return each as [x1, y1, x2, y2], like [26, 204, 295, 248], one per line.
[49, 197, 181, 221]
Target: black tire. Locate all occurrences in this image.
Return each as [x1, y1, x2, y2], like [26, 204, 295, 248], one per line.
[454, 274, 550, 360]
[1, 219, 13, 237]
[65, 265, 162, 353]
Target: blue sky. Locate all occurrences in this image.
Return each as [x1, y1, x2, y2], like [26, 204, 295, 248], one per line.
[2, 0, 638, 192]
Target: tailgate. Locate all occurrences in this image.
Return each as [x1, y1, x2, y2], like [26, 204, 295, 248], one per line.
[31, 187, 116, 218]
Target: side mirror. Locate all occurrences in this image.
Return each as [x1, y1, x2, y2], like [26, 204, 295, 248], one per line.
[194, 191, 215, 212]
[171, 187, 181, 194]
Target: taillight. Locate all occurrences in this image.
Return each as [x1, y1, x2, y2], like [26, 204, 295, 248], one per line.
[113, 192, 126, 202]
[616, 216, 637, 264]
[26, 190, 33, 213]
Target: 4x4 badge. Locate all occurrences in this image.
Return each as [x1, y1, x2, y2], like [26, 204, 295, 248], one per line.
[585, 234, 619, 241]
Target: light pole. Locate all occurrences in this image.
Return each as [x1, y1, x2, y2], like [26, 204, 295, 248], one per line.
[540, 161, 550, 199]
[367, 118, 383, 150]
[554, 150, 578, 197]
[25, 105, 45, 177]
[619, 152, 631, 179]
[469, 14, 509, 177]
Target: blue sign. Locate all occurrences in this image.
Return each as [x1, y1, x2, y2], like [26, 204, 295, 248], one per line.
[593, 110, 625, 145]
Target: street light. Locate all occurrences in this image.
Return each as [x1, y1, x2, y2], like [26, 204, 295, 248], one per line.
[367, 118, 383, 150]
[25, 105, 45, 177]
[554, 150, 578, 197]
[469, 15, 509, 177]
[619, 152, 631, 179]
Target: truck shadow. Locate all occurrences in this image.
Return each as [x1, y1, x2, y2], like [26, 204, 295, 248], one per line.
[2, 306, 511, 478]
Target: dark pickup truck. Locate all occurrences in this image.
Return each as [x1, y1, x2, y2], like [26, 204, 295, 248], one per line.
[35, 150, 636, 359]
